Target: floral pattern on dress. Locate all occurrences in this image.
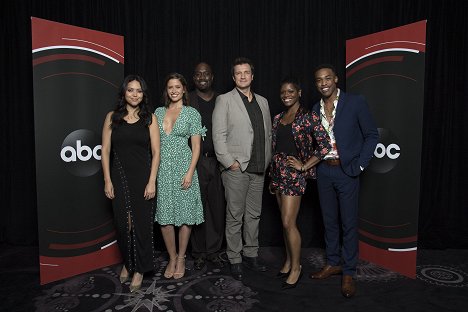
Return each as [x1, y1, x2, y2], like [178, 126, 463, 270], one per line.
[271, 106, 331, 180]
[154, 106, 206, 226]
[270, 152, 306, 195]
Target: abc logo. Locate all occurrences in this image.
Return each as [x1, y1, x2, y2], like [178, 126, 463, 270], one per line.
[368, 128, 400, 174]
[60, 129, 101, 177]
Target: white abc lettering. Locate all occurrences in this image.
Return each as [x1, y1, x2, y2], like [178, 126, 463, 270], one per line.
[77, 140, 92, 161]
[93, 145, 102, 160]
[374, 143, 386, 158]
[374, 143, 400, 159]
[386, 143, 400, 159]
[60, 141, 101, 162]
[60, 146, 76, 162]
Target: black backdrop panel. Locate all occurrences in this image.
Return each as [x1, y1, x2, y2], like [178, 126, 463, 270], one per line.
[346, 21, 426, 277]
[32, 17, 124, 283]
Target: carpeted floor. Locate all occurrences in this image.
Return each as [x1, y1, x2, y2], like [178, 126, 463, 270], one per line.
[1, 244, 467, 312]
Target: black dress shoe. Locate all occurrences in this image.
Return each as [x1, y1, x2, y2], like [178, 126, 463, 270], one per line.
[275, 270, 290, 279]
[281, 270, 303, 290]
[230, 263, 243, 281]
[209, 256, 226, 268]
[207, 252, 227, 268]
[242, 256, 268, 272]
[193, 257, 205, 270]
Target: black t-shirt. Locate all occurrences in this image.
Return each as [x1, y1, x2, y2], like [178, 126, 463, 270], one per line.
[197, 96, 215, 155]
[276, 122, 298, 156]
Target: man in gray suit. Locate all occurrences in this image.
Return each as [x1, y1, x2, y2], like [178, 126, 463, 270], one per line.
[212, 57, 272, 281]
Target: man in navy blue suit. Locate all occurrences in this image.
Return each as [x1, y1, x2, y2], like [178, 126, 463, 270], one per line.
[310, 64, 378, 298]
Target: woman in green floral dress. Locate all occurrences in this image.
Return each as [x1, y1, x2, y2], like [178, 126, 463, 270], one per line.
[154, 73, 205, 279]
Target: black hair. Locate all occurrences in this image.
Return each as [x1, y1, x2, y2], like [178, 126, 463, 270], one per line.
[280, 76, 302, 91]
[314, 63, 337, 76]
[111, 74, 152, 129]
[231, 57, 254, 76]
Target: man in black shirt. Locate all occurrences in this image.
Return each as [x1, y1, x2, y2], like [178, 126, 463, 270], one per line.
[189, 62, 226, 270]
[212, 57, 272, 281]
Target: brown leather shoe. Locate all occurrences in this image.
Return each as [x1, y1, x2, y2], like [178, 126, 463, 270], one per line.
[341, 275, 356, 298]
[309, 264, 342, 279]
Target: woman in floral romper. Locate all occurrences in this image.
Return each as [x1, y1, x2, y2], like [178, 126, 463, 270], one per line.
[269, 77, 331, 289]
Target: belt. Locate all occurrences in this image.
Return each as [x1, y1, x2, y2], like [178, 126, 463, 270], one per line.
[202, 151, 216, 158]
[325, 158, 341, 166]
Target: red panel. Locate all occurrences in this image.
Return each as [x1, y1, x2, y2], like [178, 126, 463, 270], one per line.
[33, 54, 106, 66]
[31, 17, 124, 63]
[359, 229, 417, 244]
[346, 20, 426, 66]
[346, 56, 404, 78]
[39, 244, 122, 285]
[49, 231, 117, 250]
[359, 241, 416, 279]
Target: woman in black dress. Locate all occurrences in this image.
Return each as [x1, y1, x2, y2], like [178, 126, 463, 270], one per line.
[101, 75, 160, 292]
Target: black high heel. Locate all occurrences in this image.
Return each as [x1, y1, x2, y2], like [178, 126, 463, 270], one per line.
[281, 267, 303, 290]
[275, 270, 290, 279]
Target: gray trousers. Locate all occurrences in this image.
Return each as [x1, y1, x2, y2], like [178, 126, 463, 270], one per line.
[221, 169, 264, 264]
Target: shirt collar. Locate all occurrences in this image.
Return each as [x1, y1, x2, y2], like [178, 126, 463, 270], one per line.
[236, 88, 254, 100]
[320, 88, 340, 109]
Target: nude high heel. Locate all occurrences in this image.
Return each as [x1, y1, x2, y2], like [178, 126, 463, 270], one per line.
[119, 265, 130, 284]
[164, 255, 177, 279]
[173, 255, 186, 279]
[129, 272, 143, 293]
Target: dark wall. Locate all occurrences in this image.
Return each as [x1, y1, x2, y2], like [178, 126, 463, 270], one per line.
[1, 0, 467, 248]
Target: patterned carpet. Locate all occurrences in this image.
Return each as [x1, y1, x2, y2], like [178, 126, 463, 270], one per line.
[1, 245, 467, 312]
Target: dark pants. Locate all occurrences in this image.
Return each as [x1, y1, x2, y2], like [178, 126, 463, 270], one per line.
[316, 162, 360, 276]
[191, 155, 226, 259]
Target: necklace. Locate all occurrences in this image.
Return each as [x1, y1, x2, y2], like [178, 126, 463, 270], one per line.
[324, 106, 334, 119]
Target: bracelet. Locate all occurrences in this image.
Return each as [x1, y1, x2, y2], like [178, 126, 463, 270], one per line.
[301, 165, 304, 172]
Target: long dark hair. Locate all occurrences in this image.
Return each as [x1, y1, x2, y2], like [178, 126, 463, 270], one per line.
[111, 74, 152, 129]
[162, 73, 189, 108]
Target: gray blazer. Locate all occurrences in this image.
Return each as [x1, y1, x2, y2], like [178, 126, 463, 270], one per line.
[212, 88, 272, 172]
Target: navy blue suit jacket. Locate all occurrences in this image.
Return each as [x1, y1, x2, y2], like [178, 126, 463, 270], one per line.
[312, 91, 379, 177]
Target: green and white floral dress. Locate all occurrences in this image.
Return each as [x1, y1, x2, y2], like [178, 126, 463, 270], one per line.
[154, 106, 205, 226]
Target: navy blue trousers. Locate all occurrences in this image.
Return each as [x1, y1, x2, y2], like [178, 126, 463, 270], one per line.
[316, 162, 360, 276]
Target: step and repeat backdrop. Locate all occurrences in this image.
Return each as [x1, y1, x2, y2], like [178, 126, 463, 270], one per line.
[32, 17, 124, 284]
[347, 21, 427, 278]
[31, 17, 426, 283]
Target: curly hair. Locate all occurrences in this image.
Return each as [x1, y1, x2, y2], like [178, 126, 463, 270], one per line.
[280, 76, 302, 92]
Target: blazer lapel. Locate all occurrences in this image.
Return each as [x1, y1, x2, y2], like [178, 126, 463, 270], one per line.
[231, 88, 252, 128]
[335, 91, 345, 121]
[256, 95, 270, 125]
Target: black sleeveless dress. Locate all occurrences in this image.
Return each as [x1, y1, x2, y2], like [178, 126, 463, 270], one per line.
[111, 118, 155, 273]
